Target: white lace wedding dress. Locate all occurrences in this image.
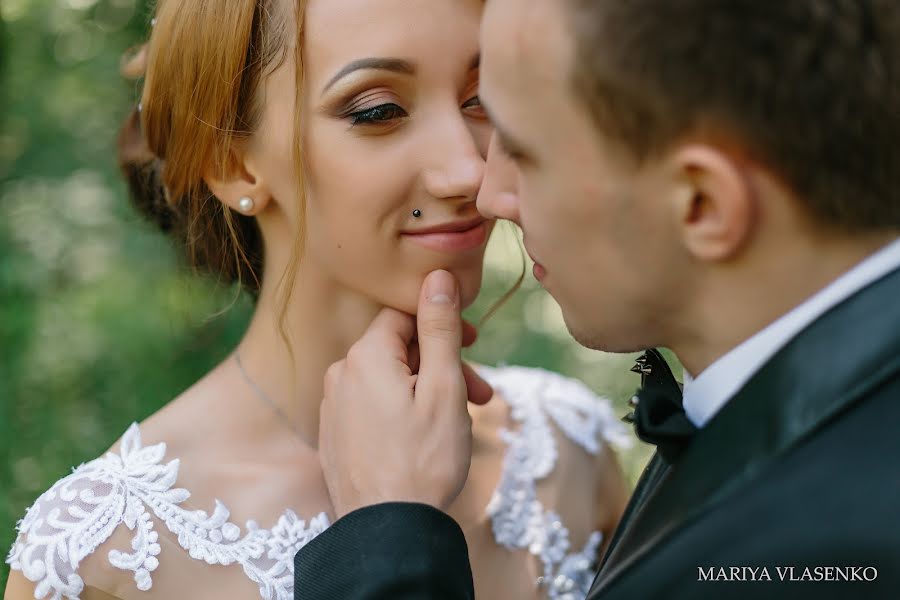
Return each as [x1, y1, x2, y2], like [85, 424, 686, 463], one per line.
[7, 366, 631, 600]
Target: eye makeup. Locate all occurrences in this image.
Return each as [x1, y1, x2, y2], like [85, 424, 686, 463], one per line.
[348, 103, 408, 125]
[321, 65, 485, 130]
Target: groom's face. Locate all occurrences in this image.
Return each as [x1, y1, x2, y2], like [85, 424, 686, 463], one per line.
[478, 0, 684, 351]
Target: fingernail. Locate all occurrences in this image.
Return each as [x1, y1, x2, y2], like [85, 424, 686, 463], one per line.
[426, 270, 456, 305]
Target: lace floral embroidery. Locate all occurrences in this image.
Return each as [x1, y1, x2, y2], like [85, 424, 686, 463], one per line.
[8, 366, 629, 600]
[480, 366, 632, 600]
[6, 424, 329, 600]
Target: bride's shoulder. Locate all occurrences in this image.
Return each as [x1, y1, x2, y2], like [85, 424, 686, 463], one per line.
[6, 398, 328, 600]
[475, 363, 633, 453]
[6, 422, 179, 599]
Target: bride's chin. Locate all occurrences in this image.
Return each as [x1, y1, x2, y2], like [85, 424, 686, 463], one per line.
[385, 271, 483, 316]
[449, 265, 485, 308]
[459, 281, 482, 310]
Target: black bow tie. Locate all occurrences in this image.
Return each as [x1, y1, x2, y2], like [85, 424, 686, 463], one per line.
[623, 349, 697, 463]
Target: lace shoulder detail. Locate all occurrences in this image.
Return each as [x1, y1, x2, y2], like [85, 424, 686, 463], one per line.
[6, 424, 329, 600]
[478, 365, 632, 600]
[480, 365, 632, 454]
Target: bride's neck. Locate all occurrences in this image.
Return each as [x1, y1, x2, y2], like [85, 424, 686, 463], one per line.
[234, 263, 385, 448]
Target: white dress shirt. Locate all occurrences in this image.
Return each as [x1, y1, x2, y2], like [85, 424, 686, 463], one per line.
[683, 236, 900, 428]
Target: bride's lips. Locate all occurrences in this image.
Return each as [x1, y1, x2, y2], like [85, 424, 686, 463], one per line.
[401, 217, 488, 252]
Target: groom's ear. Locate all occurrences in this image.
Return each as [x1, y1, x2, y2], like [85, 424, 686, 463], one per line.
[668, 144, 756, 263]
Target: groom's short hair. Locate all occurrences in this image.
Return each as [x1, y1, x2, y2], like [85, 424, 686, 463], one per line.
[566, 0, 899, 231]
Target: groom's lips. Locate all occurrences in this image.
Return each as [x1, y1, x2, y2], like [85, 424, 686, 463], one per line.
[524, 240, 547, 282]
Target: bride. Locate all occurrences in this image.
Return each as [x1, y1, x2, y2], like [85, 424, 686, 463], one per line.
[5, 0, 630, 598]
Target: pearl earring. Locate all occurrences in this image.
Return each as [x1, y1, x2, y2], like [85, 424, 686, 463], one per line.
[238, 196, 255, 214]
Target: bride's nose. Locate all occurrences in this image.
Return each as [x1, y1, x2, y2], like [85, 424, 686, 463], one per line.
[421, 114, 485, 202]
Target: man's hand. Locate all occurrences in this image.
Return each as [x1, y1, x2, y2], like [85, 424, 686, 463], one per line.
[319, 270, 490, 518]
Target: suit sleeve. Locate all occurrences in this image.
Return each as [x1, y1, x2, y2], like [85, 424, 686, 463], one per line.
[294, 502, 474, 599]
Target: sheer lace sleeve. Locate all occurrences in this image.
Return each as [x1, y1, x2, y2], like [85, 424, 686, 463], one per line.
[478, 365, 632, 600]
[479, 365, 633, 456]
[6, 424, 177, 599]
[6, 424, 329, 600]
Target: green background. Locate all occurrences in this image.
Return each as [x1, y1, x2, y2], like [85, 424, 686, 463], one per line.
[0, 0, 661, 591]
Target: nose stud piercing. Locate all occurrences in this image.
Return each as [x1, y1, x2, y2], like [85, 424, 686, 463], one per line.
[238, 197, 255, 214]
[412, 209, 422, 218]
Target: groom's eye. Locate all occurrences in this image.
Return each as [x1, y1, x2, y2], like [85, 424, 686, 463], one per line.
[501, 145, 522, 162]
[494, 125, 532, 166]
[498, 137, 526, 163]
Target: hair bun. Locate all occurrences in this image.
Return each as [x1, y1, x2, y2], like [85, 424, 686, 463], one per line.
[120, 43, 148, 80]
[117, 36, 178, 231]
[117, 108, 177, 233]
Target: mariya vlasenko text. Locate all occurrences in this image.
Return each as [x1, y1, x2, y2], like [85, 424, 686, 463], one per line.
[697, 566, 879, 583]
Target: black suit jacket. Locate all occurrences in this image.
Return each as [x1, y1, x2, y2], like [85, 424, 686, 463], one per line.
[295, 264, 900, 599]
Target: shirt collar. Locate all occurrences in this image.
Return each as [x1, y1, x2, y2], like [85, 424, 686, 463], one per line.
[683, 236, 900, 428]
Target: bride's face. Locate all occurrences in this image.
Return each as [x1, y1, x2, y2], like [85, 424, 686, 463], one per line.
[251, 0, 492, 314]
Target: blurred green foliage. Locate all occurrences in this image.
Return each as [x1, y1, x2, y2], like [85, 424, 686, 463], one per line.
[0, 0, 662, 591]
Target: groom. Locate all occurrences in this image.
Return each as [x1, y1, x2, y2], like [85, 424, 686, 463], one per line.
[296, 0, 900, 598]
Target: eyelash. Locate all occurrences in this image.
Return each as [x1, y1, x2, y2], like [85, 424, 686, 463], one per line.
[349, 103, 408, 125]
[347, 95, 483, 126]
[462, 95, 482, 112]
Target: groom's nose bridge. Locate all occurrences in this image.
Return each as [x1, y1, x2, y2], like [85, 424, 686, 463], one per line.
[477, 132, 520, 221]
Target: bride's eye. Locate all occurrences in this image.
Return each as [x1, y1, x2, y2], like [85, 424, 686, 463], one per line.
[462, 95, 486, 118]
[349, 103, 408, 125]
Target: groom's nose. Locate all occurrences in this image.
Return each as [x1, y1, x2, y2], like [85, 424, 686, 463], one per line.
[477, 132, 521, 225]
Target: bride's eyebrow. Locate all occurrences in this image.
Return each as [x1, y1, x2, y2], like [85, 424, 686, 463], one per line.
[321, 58, 416, 95]
[321, 53, 479, 97]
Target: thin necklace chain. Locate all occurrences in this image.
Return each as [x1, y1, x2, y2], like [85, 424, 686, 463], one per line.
[234, 352, 306, 443]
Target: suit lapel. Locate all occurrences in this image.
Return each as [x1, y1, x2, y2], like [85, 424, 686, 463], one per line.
[595, 452, 667, 572]
[596, 349, 683, 572]
[591, 265, 900, 596]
